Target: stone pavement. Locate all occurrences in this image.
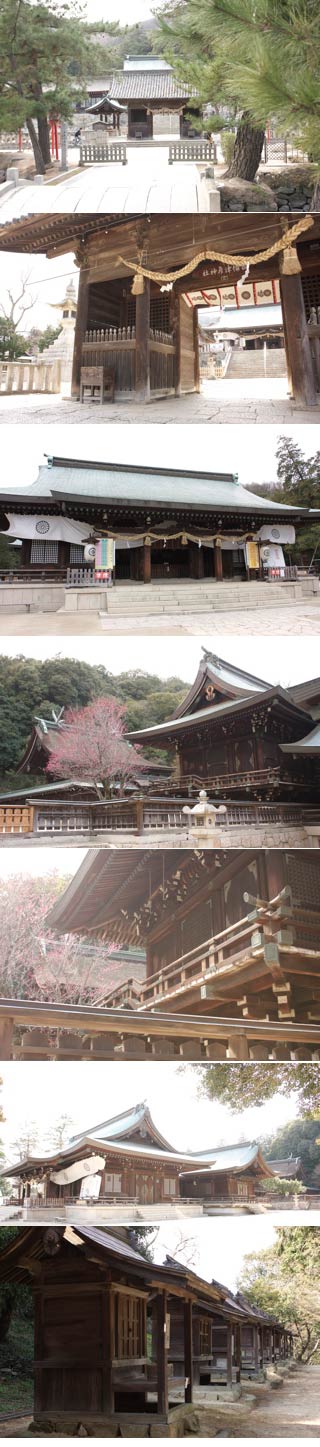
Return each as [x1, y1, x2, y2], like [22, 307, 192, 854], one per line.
[0, 146, 210, 218]
[1, 377, 320, 424]
[0, 602, 319, 635]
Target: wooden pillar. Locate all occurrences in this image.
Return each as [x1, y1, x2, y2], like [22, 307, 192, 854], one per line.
[71, 265, 90, 397]
[184, 1299, 193, 1404]
[254, 1326, 259, 1374]
[193, 309, 200, 393]
[135, 279, 151, 402]
[235, 1324, 241, 1383]
[279, 268, 317, 408]
[214, 541, 223, 580]
[135, 798, 144, 835]
[156, 1291, 168, 1416]
[143, 542, 151, 583]
[102, 1285, 115, 1413]
[226, 1324, 233, 1387]
[0, 1015, 14, 1060]
[228, 1032, 249, 1061]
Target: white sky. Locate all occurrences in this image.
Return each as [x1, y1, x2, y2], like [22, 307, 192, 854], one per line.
[1, 422, 319, 490]
[84, 0, 160, 22]
[1, 1059, 299, 1168]
[154, 1218, 277, 1287]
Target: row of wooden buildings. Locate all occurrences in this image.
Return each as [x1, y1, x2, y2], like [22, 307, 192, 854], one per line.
[0, 1226, 294, 1433]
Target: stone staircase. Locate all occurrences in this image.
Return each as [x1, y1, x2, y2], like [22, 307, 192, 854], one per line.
[227, 348, 286, 379]
[104, 579, 317, 617]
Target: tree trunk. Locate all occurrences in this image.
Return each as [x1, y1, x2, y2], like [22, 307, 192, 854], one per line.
[37, 113, 51, 168]
[26, 117, 46, 174]
[227, 112, 265, 181]
[311, 180, 320, 211]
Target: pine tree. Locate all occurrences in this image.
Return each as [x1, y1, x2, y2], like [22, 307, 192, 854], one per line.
[157, 0, 320, 188]
[0, 0, 102, 174]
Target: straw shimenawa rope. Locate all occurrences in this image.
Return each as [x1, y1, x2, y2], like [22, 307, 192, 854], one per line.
[118, 215, 313, 288]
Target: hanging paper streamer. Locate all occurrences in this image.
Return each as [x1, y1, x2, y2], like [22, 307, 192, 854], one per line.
[95, 537, 115, 582]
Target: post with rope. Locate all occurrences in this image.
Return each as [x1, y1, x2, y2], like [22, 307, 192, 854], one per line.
[134, 272, 151, 403]
[279, 243, 317, 408]
[71, 260, 89, 398]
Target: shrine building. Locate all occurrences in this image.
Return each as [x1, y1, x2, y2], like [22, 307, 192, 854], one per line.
[1, 1100, 274, 1210]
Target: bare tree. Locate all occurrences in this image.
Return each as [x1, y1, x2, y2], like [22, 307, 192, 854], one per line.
[0, 270, 36, 333]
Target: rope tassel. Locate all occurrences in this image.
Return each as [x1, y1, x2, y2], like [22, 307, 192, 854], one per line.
[118, 216, 313, 289]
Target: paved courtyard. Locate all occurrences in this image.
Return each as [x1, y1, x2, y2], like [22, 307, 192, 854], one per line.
[1, 601, 319, 635]
[1, 377, 320, 424]
[0, 146, 210, 217]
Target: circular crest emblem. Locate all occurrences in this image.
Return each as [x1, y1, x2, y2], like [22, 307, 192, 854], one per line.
[36, 519, 50, 535]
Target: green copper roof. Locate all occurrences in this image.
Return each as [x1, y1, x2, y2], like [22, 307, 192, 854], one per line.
[0, 458, 312, 515]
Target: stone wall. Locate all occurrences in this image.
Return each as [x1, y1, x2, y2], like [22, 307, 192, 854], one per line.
[219, 167, 316, 211]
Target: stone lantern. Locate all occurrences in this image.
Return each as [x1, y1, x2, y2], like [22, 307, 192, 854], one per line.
[182, 789, 227, 842]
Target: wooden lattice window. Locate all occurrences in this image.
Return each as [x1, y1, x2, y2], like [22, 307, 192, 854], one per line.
[115, 1294, 146, 1360]
[286, 855, 320, 910]
[302, 275, 320, 320]
[30, 540, 59, 564]
[199, 1318, 211, 1354]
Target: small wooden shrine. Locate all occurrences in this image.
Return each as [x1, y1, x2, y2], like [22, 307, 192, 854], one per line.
[0, 214, 320, 408]
[91, 57, 200, 141]
[2, 1101, 274, 1209]
[0, 1226, 293, 1433]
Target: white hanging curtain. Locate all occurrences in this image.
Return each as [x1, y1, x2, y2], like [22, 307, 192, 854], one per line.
[50, 1154, 105, 1186]
[3, 514, 93, 544]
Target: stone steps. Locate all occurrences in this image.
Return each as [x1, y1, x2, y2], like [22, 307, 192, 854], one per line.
[105, 581, 304, 615]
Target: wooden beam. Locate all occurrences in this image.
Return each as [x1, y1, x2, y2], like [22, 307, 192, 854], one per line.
[156, 1291, 168, 1415]
[101, 1286, 114, 1413]
[235, 1323, 241, 1384]
[0, 1016, 14, 1060]
[135, 280, 151, 402]
[279, 270, 317, 408]
[227, 1324, 233, 1387]
[184, 1299, 193, 1404]
[71, 266, 89, 398]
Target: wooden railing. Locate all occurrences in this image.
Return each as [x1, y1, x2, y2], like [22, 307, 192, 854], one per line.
[1, 997, 319, 1062]
[0, 360, 61, 394]
[0, 796, 318, 837]
[82, 327, 175, 395]
[0, 805, 34, 834]
[80, 141, 127, 165]
[102, 899, 320, 1013]
[169, 141, 215, 163]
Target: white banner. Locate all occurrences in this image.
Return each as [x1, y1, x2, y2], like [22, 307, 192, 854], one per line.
[50, 1154, 105, 1186]
[261, 543, 286, 572]
[257, 525, 295, 543]
[4, 514, 93, 545]
[80, 1174, 102, 1201]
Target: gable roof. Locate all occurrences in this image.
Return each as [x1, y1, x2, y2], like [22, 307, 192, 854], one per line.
[171, 649, 270, 719]
[127, 686, 311, 746]
[70, 1101, 174, 1152]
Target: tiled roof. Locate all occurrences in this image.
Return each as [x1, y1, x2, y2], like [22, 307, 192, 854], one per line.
[108, 71, 194, 101]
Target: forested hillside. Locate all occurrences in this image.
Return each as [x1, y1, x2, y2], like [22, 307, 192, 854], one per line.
[0, 656, 187, 779]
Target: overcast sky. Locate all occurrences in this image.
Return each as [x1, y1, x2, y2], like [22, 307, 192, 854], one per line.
[1, 1057, 299, 1170]
[85, 0, 158, 20]
[1, 422, 318, 490]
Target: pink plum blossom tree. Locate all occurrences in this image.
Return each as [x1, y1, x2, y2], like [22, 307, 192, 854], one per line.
[47, 696, 145, 795]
